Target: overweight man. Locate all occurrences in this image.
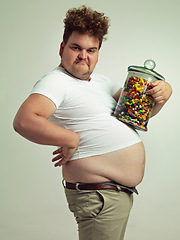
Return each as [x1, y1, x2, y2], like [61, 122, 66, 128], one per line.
[13, 6, 172, 240]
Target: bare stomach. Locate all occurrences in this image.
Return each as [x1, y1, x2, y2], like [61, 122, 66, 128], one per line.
[62, 141, 145, 187]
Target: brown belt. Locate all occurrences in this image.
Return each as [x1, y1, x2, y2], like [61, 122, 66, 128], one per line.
[65, 182, 133, 195]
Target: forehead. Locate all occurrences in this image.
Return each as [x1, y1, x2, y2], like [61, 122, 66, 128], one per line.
[66, 31, 100, 48]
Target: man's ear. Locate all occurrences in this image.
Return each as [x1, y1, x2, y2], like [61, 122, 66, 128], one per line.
[59, 42, 65, 57]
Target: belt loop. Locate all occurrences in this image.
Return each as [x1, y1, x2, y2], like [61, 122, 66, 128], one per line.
[75, 183, 80, 191]
[115, 184, 122, 192]
[62, 179, 66, 188]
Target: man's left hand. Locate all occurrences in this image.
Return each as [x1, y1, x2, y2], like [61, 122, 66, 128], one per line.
[147, 80, 172, 104]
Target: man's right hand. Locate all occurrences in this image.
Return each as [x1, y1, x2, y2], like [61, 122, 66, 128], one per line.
[52, 146, 78, 167]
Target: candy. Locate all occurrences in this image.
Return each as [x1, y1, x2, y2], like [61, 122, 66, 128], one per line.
[113, 76, 155, 131]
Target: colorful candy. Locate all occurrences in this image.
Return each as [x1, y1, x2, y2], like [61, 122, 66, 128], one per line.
[113, 76, 155, 131]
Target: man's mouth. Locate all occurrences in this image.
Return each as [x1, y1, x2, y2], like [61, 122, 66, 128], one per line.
[75, 60, 88, 66]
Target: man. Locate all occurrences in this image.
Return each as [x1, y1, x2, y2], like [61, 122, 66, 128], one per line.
[13, 6, 172, 240]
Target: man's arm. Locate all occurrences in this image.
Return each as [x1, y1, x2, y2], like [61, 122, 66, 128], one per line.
[13, 93, 80, 165]
[147, 80, 172, 117]
[113, 88, 123, 102]
[113, 81, 172, 117]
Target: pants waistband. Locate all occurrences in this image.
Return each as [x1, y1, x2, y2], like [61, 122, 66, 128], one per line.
[63, 180, 138, 195]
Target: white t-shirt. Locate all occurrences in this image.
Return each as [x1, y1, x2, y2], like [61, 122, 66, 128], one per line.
[31, 67, 141, 160]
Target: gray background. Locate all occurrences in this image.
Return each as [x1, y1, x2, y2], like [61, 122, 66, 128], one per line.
[1, 0, 179, 239]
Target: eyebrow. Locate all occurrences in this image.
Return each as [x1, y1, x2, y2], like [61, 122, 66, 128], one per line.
[71, 43, 98, 50]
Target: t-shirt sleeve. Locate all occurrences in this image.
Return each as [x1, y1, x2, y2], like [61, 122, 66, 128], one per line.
[31, 72, 66, 109]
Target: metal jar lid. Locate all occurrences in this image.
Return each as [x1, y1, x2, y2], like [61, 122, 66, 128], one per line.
[128, 59, 165, 81]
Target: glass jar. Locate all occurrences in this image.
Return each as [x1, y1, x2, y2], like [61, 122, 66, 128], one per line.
[113, 60, 165, 131]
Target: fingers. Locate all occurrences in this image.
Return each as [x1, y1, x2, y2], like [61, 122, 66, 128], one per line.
[52, 146, 77, 167]
[52, 152, 63, 162]
[52, 147, 64, 167]
[52, 154, 69, 167]
[146, 80, 172, 104]
[53, 157, 69, 167]
[52, 147, 62, 155]
[146, 80, 161, 95]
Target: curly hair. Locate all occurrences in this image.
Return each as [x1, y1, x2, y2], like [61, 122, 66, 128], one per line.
[63, 6, 110, 49]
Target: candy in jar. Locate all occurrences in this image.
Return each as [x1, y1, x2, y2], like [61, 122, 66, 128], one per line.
[113, 60, 165, 131]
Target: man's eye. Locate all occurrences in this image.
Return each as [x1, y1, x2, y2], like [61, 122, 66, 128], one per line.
[71, 47, 80, 51]
[88, 49, 96, 53]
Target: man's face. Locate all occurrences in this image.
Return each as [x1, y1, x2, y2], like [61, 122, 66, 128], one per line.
[59, 31, 99, 81]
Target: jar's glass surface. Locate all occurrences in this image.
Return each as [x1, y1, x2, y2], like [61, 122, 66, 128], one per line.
[113, 60, 164, 131]
[113, 73, 155, 131]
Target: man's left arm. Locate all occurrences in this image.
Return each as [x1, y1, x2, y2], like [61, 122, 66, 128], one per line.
[113, 88, 123, 102]
[147, 80, 172, 118]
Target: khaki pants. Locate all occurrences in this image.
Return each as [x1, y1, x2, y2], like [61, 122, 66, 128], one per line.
[65, 187, 133, 240]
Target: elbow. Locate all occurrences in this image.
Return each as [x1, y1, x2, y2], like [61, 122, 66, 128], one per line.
[13, 118, 23, 134]
[13, 115, 28, 135]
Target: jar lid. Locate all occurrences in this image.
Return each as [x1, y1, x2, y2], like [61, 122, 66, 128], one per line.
[128, 59, 165, 81]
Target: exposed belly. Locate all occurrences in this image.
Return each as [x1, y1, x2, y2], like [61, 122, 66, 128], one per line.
[62, 141, 145, 187]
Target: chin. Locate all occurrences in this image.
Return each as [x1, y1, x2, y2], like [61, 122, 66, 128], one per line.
[72, 69, 91, 80]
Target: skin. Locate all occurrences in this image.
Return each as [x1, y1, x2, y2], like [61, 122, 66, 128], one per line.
[13, 31, 172, 187]
[59, 31, 99, 81]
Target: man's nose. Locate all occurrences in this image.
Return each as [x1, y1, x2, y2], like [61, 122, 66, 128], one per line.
[78, 49, 87, 59]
